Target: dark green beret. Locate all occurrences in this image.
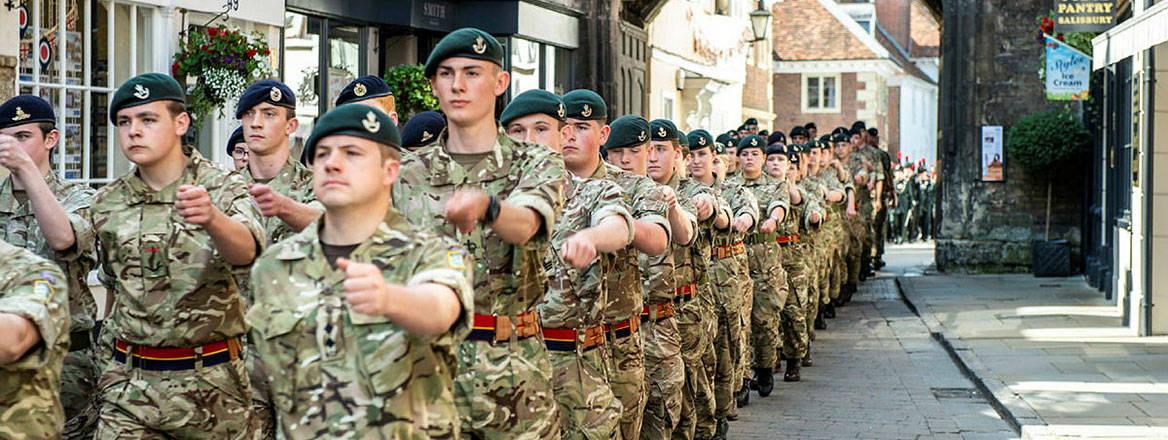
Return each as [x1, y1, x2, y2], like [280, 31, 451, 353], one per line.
[788, 143, 803, 155]
[819, 134, 832, 144]
[649, 119, 679, 142]
[110, 73, 185, 123]
[500, 89, 565, 126]
[303, 104, 400, 164]
[765, 143, 788, 156]
[336, 75, 393, 107]
[687, 130, 714, 150]
[424, 28, 504, 77]
[603, 115, 650, 151]
[851, 120, 867, 132]
[678, 130, 688, 148]
[790, 125, 808, 138]
[713, 142, 726, 155]
[736, 135, 765, 155]
[819, 139, 833, 150]
[744, 117, 759, 126]
[789, 149, 801, 165]
[562, 89, 607, 121]
[0, 95, 55, 129]
[831, 132, 850, 143]
[715, 133, 732, 147]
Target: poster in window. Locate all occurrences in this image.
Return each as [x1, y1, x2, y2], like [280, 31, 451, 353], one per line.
[981, 126, 1004, 181]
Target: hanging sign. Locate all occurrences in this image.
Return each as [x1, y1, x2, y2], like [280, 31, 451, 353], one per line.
[1044, 34, 1091, 101]
[1054, 0, 1115, 33]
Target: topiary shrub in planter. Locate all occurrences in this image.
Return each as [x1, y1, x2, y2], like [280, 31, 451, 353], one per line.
[383, 65, 438, 124]
[1006, 109, 1090, 277]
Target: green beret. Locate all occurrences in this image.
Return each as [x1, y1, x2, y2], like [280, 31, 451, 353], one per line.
[736, 135, 765, 155]
[687, 130, 714, 150]
[110, 73, 185, 123]
[715, 133, 732, 147]
[649, 119, 679, 142]
[713, 142, 726, 155]
[604, 115, 650, 151]
[562, 89, 607, 121]
[765, 143, 788, 156]
[303, 104, 400, 164]
[424, 28, 504, 77]
[831, 132, 850, 143]
[500, 89, 565, 126]
[678, 130, 688, 148]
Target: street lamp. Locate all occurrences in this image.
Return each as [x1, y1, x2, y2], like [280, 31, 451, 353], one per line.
[749, 0, 772, 43]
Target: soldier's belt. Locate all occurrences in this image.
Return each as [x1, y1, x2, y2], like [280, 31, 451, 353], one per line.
[542, 325, 606, 352]
[603, 316, 641, 340]
[711, 242, 746, 259]
[673, 283, 697, 304]
[640, 302, 677, 323]
[468, 310, 542, 343]
[745, 233, 778, 245]
[776, 234, 800, 247]
[113, 337, 242, 371]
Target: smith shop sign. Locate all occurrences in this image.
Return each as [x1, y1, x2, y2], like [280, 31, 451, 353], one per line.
[1055, 0, 1116, 33]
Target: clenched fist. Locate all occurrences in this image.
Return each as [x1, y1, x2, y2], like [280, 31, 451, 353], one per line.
[760, 218, 777, 234]
[560, 234, 598, 269]
[732, 214, 753, 233]
[0, 134, 35, 176]
[660, 185, 678, 210]
[444, 189, 490, 233]
[176, 185, 216, 226]
[692, 194, 714, 221]
[339, 257, 396, 317]
[248, 183, 289, 218]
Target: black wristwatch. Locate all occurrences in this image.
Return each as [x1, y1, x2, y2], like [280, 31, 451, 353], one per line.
[482, 195, 501, 225]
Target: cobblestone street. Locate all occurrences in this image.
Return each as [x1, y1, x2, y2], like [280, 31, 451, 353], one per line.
[733, 243, 1016, 439]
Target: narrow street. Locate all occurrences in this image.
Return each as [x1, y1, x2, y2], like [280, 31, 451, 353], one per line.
[732, 243, 1016, 439]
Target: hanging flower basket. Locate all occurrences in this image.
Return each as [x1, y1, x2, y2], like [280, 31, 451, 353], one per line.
[172, 25, 273, 124]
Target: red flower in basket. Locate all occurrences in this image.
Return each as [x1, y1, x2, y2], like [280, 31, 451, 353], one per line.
[247, 49, 257, 58]
[208, 27, 219, 37]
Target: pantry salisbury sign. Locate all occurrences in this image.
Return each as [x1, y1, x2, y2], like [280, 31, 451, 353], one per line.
[1055, 0, 1116, 33]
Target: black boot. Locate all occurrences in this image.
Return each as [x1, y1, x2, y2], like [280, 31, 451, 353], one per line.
[784, 359, 802, 382]
[712, 417, 730, 440]
[814, 310, 828, 329]
[802, 353, 813, 367]
[735, 384, 750, 407]
[824, 303, 836, 319]
[755, 367, 774, 397]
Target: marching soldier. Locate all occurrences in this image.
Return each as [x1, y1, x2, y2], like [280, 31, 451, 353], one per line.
[727, 135, 788, 399]
[0, 95, 99, 439]
[764, 142, 816, 382]
[247, 104, 473, 438]
[392, 28, 566, 440]
[0, 241, 70, 440]
[686, 130, 757, 440]
[562, 90, 671, 440]
[867, 127, 894, 269]
[401, 110, 447, 152]
[92, 73, 264, 438]
[335, 75, 400, 126]
[604, 115, 692, 440]
[227, 126, 248, 171]
[813, 136, 854, 327]
[502, 89, 631, 439]
[835, 127, 869, 303]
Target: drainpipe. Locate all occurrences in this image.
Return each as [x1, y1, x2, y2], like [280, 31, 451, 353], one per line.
[1143, 46, 1155, 337]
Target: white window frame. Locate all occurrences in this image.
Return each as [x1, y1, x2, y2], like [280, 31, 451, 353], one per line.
[801, 73, 841, 114]
[17, 0, 159, 185]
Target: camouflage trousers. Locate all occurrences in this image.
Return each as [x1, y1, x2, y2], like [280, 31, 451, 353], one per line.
[454, 337, 560, 440]
[606, 321, 646, 440]
[781, 256, 811, 361]
[804, 253, 823, 342]
[874, 206, 889, 260]
[832, 226, 848, 300]
[672, 298, 714, 440]
[245, 343, 275, 440]
[696, 300, 718, 438]
[549, 348, 622, 440]
[736, 268, 754, 391]
[748, 243, 787, 371]
[639, 316, 683, 440]
[712, 301, 740, 419]
[95, 356, 255, 439]
[61, 347, 99, 439]
[846, 218, 866, 286]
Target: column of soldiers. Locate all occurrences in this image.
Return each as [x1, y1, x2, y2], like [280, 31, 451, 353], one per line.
[0, 27, 891, 440]
[887, 164, 936, 244]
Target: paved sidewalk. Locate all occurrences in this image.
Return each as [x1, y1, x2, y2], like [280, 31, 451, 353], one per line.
[734, 266, 1013, 439]
[899, 257, 1168, 439]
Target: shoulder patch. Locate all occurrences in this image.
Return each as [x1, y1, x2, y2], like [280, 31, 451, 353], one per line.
[446, 249, 467, 269]
[33, 279, 52, 300]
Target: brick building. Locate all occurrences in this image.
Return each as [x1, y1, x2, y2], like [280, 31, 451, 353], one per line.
[769, 0, 937, 166]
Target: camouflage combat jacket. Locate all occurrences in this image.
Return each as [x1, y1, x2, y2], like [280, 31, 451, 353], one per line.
[246, 209, 474, 439]
[92, 151, 265, 347]
[237, 154, 321, 244]
[0, 171, 97, 333]
[0, 240, 70, 440]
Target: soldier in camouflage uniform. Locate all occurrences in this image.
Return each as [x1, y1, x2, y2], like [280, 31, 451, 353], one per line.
[792, 144, 830, 364]
[0, 95, 99, 439]
[248, 104, 474, 439]
[832, 128, 868, 303]
[727, 135, 789, 399]
[686, 130, 757, 440]
[821, 135, 856, 319]
[234, 79, 324, 439]
[562, 90, 672, 440]
[392, 29, 565, 440]
[604, 115, 692, 440]
[646, 119, 722, 440]
[0, 240, 70, 440]
[92, 73, 264, 439]
[765, 143, 816, 383]
[503, 89, 631, 439]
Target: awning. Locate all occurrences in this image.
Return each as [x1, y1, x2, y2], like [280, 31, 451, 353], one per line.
[1092, 1, 1168, 70]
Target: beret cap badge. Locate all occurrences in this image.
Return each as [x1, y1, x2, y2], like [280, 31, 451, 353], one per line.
[751, 138, 758, 146]
[657, 127, 666, 138]
[420, 130, 433, 142]
[557, 103, 566, 119]
[270, 87, 282, 102]
[698, 136, 706, 146]
[133, 84, 150, 100]
[12, 107, 30, 121]
[362, 111, 380, 133]
[637, 130, 647, 142]
[354, 83, 367, 97]
[581, 104, 593, 118]
[472, 36, 487, 55]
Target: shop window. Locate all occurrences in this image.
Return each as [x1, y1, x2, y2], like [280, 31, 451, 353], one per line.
[508, 37, 573, 97]
[284, 11, 369, 156]
[802, 74, 839, 113]
[18, 0, 156, 184]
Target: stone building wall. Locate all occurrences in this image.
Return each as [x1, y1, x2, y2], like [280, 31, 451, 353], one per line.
[935, 0, 1085, 272]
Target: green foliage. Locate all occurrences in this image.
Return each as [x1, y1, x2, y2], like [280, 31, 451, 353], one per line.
[173, 25, 273, 123]
[383, 65, 438, 123]
[1006, 109, 1090, 179]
